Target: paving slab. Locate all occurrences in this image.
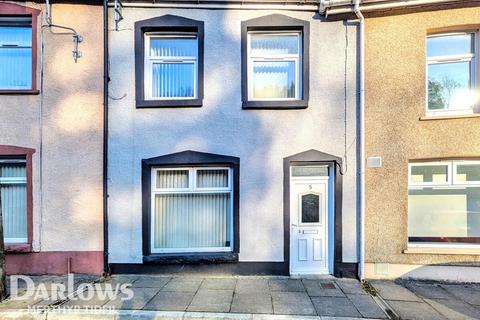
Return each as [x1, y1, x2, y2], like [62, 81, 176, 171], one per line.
[143, 291, 195, 311]
[187, 289, 233, 312]
[269, 279, 305, 292]
[336, 279, 367, 295]
[425, 298, 480, 320]
[442, 284, 480, 306]
[346, 294, 387, 319]
[387, 300, 447, 320]
[271, 291, 316, 315]
[61, 289, 111, 308]
[201, 278, 237, 290]
[370, 281, 422, 302]
[230, 292, 273, 314]
[161, 277, 203, 292]
[103, 287, 159, 310]
[403, 282, 453, 300]
[303, 279, 344, 297]
[311, 296, 361, 317]
[235, 279, 269, 294]
[131, 276, 170, 288]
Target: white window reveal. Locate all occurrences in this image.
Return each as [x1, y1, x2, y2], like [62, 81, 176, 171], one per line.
[144, 33, 198, 100]
[0, 160, 27, 243]
[151, 167, 233, 253]
[248, 32, 302, 101]
[0, 17, 32, 90]
[408, 160, 480, 245]
[426, 32, 478, 115]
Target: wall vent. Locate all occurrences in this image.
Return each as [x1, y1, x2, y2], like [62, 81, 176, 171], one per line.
[367, 156, 382, 168]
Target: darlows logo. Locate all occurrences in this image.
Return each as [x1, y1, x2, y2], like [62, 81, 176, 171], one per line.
[10, 274, 134, 302]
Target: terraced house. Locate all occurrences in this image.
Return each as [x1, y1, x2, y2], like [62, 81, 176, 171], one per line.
[105, 0, 360, 277]
[0, 0, 104, 274]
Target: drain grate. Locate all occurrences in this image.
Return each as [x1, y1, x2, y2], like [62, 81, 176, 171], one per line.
[320, 282, 336, 289]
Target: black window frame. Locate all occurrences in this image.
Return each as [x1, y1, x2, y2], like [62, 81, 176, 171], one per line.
[241, 14, 310, 110]
[134, 15, 204, 108]
[141, 150, 240, 264]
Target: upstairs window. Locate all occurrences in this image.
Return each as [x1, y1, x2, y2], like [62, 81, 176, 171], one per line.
[248, 32, 301, 101]
[241, 14, 309, 109]
[144, 34, 198, 100]
[0, 17, 32, 90]
[427, 32, 477, 115]
[408, 160, 480, 245]
[135, 15, 204, 108]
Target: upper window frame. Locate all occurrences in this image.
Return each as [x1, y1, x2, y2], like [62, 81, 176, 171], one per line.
[135, 15, 204, 108]
[241, 14, 309, 109]
[425, 31, 479, 116]
[0, 2, 40, 95]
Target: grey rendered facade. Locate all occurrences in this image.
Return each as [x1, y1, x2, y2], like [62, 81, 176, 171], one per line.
[107, 4, 358, 275]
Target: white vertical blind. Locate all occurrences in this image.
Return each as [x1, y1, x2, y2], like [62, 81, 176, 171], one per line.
[197, 169, 228, 188]
[0, 163, 27, 242]
[154, 193, 230, 249]
[0, 22, 32, 90]
[252, 61, 296, 99]
[152, 63, 195, 98]
[156, 170, 189, 189]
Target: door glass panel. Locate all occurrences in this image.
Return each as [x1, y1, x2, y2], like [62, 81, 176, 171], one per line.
[301, 193, 320, 223]
[292, 166, 328, 177]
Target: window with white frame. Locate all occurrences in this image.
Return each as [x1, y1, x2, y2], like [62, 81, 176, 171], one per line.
[247, 31, 302, 100]
[0, 17, 32, 90]
[427, 32, 478, 115]
[408, 160, 480, 244]
[144, 33, 198, 100]
[0, 160, 27, 243]
[151, 167, 233, 253]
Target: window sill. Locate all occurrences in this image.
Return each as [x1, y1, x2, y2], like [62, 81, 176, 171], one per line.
[419, 114, 480, 121]
[136, 99, 203, 109]
[5, 243, 32, 253]
[403, 246, 480, 255]
[0, 90, 39, 95]
[243, 100, 308, 110]
[143, 252, 238, 264]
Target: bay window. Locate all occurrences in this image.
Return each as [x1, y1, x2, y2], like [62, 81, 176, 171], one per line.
[151, 167, 233, 253]
[0, 159, 27, 243]
[408, 161, 480, 244]
[427, 32, 478, 115]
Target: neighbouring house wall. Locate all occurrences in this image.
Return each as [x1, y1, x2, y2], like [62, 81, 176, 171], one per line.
[0, 2, 104, 274]
[108, 8, 358, 265]
[365, 7, 480, 275]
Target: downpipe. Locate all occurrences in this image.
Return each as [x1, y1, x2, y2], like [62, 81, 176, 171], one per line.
[353, 0, 366, 282]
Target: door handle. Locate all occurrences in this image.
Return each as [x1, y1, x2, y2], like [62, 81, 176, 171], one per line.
[302, 230, 318, 234]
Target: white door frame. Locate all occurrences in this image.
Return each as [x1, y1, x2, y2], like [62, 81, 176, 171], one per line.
[289, 165, 334, 275]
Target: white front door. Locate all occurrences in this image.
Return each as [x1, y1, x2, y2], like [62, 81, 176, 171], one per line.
[290, 170, 329, 275]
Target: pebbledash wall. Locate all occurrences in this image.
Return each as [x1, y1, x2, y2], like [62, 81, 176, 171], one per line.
[107, 7, 359, 273]
[0, 2, 104, 274]
[365, 6, 480, 281]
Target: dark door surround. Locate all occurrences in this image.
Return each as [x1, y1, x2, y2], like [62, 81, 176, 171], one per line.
[284, 149, 357, 278]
